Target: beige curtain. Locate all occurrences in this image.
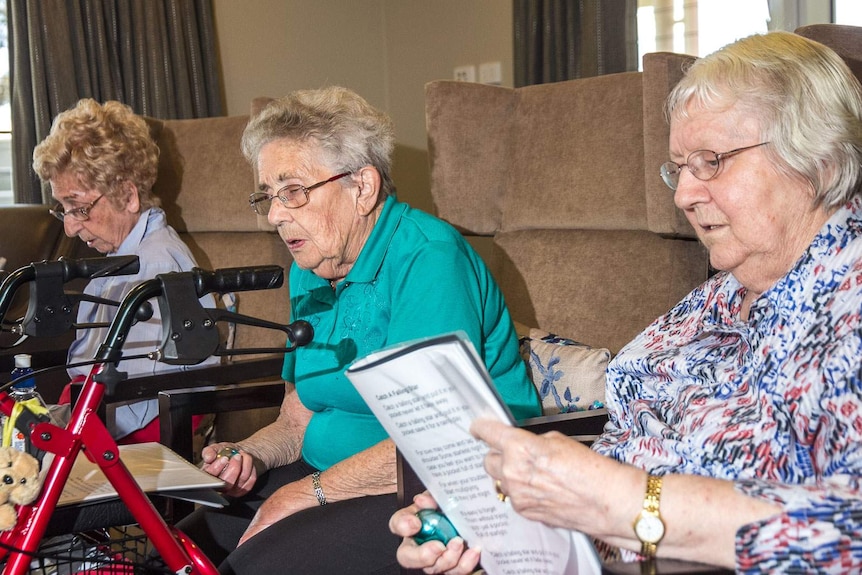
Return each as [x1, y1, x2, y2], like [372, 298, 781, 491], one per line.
[514, 0, 639, 87]
[8, 0, 222, 204]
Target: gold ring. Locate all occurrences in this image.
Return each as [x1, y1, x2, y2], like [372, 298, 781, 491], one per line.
[495, 480, 508, 502]
[217, 446, 240, 459]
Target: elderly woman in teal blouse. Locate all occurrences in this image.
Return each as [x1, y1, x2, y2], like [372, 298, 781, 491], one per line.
[177, 86, 541, 575]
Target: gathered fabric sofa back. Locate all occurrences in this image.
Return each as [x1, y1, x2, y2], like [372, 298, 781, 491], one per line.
[425, 51, 709, 355]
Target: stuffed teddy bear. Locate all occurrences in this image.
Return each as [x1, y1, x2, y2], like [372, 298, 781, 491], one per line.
[0, 447, 41, 530]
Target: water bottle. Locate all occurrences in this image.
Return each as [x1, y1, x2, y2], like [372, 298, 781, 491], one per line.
[3, 354, 52, 459]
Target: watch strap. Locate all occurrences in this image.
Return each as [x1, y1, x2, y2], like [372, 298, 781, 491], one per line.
[643, 474, 662, 514]
[638, 474, 664, 558]
[641, 539, 658, 558]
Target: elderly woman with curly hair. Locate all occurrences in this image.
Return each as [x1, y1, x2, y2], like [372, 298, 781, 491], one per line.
[32, 98, 218, 443]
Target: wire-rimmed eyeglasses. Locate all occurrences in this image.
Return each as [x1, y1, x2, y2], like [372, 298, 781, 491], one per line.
[49, 194, 105, 222]
[248, 172, 352, 215]
[659, 142, 770, 191]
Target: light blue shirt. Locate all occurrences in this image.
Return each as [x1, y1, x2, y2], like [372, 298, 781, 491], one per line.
[67, 207, 218, 438]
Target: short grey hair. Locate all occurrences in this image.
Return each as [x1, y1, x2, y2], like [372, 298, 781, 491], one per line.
[667, 31, 862, 208]
[242, 86, 396, 197]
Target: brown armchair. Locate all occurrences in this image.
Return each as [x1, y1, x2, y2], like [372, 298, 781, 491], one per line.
[144, 24, 862, 575]
[394, 24, 862, 575]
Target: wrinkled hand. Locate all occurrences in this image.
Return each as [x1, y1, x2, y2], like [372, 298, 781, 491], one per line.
[472, 418, 627, 536]
[200, 442, 259, 497]
[390, 491, 481, 575]
[238, 480, 315, 546]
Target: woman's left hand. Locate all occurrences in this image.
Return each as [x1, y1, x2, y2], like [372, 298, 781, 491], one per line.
[391, 491, 481, 574]
[200, 442, 260, 497]
[238, 480, 317, 546]
[471, 418, 635, 538]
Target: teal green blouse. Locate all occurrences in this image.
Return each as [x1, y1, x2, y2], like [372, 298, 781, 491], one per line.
[283, 196, 541, 470]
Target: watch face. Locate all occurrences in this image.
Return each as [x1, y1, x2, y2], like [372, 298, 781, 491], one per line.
[634, 512, 665, 543]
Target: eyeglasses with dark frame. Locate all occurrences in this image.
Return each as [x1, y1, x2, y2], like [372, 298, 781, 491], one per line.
[248, 172, 352, 215]
[49, 194, 105, 222]
[659, 142, 770, 191]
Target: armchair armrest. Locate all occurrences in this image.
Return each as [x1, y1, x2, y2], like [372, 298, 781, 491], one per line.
[519, 407, 609, 441]
[70, 356, 283, 436]
[107, 356, 284, 404]
[155, 373, 285, 522]
[158, 379, 285, 461]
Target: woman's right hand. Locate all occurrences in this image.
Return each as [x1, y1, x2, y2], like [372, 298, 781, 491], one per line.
[389, 491, 482, 574]
[200, 442, 260, 497]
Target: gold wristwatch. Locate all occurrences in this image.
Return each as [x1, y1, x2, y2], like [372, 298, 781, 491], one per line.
[632, 474, 665, 558]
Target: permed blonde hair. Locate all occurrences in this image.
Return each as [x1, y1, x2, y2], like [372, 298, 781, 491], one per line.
[33, 99, 161, 210]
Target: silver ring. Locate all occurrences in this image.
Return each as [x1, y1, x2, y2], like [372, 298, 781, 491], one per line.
[217, 446, 240, 459]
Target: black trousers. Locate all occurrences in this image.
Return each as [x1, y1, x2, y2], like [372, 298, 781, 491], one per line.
[176, 460, 401, 574]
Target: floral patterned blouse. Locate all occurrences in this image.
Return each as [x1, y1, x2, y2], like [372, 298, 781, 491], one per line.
[591, 196, 862, 573]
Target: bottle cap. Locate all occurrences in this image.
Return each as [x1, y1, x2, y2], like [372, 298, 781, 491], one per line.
[13, 354, 31, 369]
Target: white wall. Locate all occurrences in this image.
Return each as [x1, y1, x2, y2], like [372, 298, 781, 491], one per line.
[213, 0, 388, 117]
[212, 0, 513, 212]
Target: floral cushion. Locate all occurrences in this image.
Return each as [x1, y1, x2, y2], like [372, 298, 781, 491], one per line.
[518, 328, 609, 415]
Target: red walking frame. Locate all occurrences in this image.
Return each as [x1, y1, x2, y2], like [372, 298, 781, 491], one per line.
[0, 258, 307, 574]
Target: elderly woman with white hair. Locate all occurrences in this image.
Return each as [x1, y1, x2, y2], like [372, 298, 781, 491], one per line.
[392, 31, 862, 574]
[177, 86, 541, 574]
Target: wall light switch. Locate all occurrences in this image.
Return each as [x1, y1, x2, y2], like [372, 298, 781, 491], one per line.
[454, 65, 476, 82]
[479, 62, 502, 85]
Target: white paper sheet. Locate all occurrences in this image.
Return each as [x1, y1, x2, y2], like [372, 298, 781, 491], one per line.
[346, 332, 602, 575]
[53, 442, 225, 507]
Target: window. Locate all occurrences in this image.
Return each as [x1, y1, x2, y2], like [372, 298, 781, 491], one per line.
[637, 0, 770, 65]
[637, 1, 862, 68]
[834, 0, 862, 25]
[0, 3, 10, 206]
